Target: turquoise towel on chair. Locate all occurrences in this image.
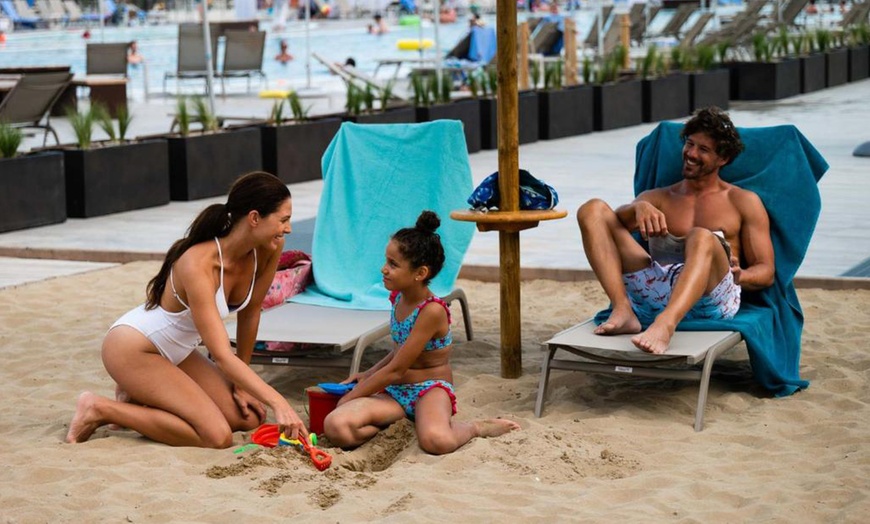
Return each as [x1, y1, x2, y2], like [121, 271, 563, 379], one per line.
[291, 121, 475, 310]
[596, 122, 828, 396]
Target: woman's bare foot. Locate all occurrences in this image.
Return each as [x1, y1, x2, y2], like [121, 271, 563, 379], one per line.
[66, 392, 105, 443]
[108, 385, 131, 430]
[631, 320, 675, 354]
[474, 418, 521, 438]
[594, 306, 641, 336]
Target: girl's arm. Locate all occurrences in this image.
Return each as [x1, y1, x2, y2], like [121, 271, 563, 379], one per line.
[343, 349, 396, 385]
[339, 303, 446, 404]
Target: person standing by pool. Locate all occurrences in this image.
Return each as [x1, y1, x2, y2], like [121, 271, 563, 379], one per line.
[66, 172, 308, 448]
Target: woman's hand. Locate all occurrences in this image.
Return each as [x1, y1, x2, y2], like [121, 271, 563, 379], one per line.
[272, 400, 307, 440]
[232, 385, 266, 424]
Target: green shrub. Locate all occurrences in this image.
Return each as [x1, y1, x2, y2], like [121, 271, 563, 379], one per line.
[269, 99, 286, 124]
[345, 82, 364, 115]
[378, 80, 395, 111]
[752, 33, 773, 62]
[92, 103, 116, 142]
[582, 56, 593, 84]
[815, 29, 831, 52]
[175, 96, 191, 136]
[640, 45, 658, 79]
[0, 122, 23, 159]
[67, 107, 95, 149]
[191, 97, 219, 132]
[695, 44, 716, 71]
[543, 60, 563, 90]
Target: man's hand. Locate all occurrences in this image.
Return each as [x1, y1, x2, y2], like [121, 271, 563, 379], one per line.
[634, 201, 668, 240]
[730, 255, 742, 285]
[233, 386, 266, 424]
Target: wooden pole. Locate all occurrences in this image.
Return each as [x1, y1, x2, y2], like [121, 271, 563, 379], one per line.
[620, 13, 631, 70]
[518, 21, 530, 91]
[564, 18, 577, 86]
[496, 0, 522, 378]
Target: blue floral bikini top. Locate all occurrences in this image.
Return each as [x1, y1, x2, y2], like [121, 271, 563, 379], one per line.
[389, 290, 453, 351]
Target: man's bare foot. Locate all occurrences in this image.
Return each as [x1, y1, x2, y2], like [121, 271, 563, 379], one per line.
[66, 392, 104, 443]
[630, 321, 675, 354]
[594, 307, 641, 336]
[474, 418, 521, 438]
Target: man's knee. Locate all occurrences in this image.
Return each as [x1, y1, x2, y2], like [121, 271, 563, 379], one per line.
[685, 227, 720, 255]
[577, 198, 612, 225]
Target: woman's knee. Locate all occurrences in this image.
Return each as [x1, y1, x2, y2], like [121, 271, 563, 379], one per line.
[198, 424, 234, 449]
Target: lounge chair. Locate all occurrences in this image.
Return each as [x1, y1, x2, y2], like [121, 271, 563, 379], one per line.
[659, 3, 698, 38]
[35, 0, 65, 24]
[216, 29, 267, 96]
[163, 23, 219, 94]
[312, 52, 408, 101]
[0, 71, 73, 146]
[1, 0, 43, 28]
[86, 42, 129, 76]
[679, 12, 715, 48]
[698, 0, 769, 46]
[61, 0, 102, 23]
[224, 121, 476, 375]
[535, 121, 828, 431]
[583, 5, 614, 49]
[840, 1, 870, 28]
[631, 4, 662, 44]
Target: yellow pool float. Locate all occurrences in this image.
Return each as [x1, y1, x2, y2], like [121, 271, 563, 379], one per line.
[259, 89, 292, 99]
[396, 38, 434, 51]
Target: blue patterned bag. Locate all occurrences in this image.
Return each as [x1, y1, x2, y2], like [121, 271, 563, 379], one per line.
[467, 169, 559, 211]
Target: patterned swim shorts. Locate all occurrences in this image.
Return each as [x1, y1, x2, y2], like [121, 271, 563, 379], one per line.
[384, 380, 457, 420]
[622, 261, 741, 326]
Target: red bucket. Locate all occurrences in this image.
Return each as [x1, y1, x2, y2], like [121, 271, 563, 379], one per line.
[306, 387, 341, 435]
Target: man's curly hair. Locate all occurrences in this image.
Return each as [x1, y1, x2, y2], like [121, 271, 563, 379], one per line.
[680, 106, 745, 165]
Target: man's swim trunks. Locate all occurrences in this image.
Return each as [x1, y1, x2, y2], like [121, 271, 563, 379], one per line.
[384, 380, 457, 420]
[623, 261, 741, 326]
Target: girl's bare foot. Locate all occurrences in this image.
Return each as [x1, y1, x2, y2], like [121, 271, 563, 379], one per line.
[66, 392, 104, 443]
[474, 418, 521, 438]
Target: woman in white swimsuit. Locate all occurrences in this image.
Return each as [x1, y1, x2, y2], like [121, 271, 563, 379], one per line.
[66, 172, 308, 448]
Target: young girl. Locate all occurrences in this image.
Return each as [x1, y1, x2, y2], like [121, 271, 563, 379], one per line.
[66, 172, 308, 448]
[323, 211, 519, 455]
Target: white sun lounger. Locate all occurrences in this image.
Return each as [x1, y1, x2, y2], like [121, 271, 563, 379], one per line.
[534, 319, 742, 431]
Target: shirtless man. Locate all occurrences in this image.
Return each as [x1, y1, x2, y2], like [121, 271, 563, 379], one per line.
[576, 106, 775, 354]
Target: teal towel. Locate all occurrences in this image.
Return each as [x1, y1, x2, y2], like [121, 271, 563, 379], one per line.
[597, 121, 828, 396]
[291, 121, 475, 310]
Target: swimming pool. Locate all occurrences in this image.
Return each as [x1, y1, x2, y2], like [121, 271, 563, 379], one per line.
[0, 14, 503, 97]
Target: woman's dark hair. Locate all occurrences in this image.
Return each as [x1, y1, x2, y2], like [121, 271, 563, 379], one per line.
[681, 106, 745, 165]
[145, 172, 290, 309]
[392, 210, 445, 285]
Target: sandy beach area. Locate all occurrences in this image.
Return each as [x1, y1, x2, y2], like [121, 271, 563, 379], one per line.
[1, 261, 868, 522]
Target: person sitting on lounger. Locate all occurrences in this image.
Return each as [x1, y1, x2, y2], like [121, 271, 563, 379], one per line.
[323, 211, 520, 455]
[576, 106, 775, 355]
[66, 172, 308, 448]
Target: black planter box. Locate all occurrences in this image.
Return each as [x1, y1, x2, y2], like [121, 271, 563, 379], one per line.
[800, 53, 827, 93]
[689, 68, 730, 111]
[728, 59, 800, 100]
[593, 79, 643, 131]
[414, 98, 482, 153]
[0, 152, 66, 232]
[848, 45, 869, 82]
[344, 106, 416, 124]
[642, 73, 690, 123]
[167, 127, 262, 201]
[64, 140, 170, 218]
[826, 48, 849, 87]
[261, 116, 341, 185]
[537, 85, 594, 140]
[480, 91, 540, 149]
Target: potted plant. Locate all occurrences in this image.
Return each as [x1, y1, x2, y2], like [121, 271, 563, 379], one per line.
[686, 43, 730, 111]
[537, 59, 594, 140]
[592, 45, 643, 131]
[411, 71, 482, 153]
[729, 32, 800, 100]
[0, 123, 66, 232]
[793, 31, 826, 93]
[847, 24, 869, 82]
[342, 80, 415, 124]
[165, 96, 262, 201]
[476, 65, 540, 149]
[640, 45, 690, 123]
[817, 28, 849, 88]
[260, 93, 341, 184]
[58, 105, 169, 218]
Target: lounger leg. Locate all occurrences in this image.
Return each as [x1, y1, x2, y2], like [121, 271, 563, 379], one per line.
[534, 347, 556, 417]
[694, 353, 717, 431]
[446, 288, 474, 341]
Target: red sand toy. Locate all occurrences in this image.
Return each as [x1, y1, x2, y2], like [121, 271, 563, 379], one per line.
[250, 424, 333, 471]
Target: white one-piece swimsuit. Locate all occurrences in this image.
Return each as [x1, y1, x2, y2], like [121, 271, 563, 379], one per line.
[110, 238, 257, 365]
